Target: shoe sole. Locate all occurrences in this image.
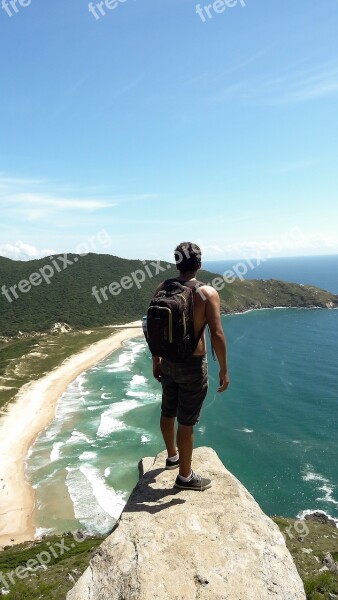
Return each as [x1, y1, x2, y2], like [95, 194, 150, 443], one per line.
[174, 481, 212, 491]
[165, 463, 179, 470]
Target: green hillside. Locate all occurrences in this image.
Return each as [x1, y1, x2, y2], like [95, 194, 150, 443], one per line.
[0, 253, 337, 337]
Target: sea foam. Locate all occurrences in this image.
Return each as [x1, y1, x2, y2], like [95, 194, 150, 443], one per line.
[67, 429, 93, 445]
[302, 465, 338, 508]
[130, 374, 147, 386]
[302, 466, 329, 483]
[106, 341, 146, 373]
[35, 527, 56, 539]
[79, 451, 98, 461]
[66, 465, 126, 533]
[235, 428, 254, 433]
[50, 441, 63, 462]
[97, 399, 139, 438]
[43, 373, 88, 442]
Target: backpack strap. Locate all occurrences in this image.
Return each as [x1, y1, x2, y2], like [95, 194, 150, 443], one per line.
[162, 280, 186, 296]
[163, 278, 203, 290]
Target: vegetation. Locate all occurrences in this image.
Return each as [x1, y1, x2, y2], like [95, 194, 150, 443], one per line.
[1, 253, 337, 337]
[0, 327, 125, 410]
[273, 517, 338, 599]
[221, 277, 338, 314]
[0, 533, 103, 599]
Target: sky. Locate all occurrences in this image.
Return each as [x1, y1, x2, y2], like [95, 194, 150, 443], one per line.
[1, 0, 338, 262]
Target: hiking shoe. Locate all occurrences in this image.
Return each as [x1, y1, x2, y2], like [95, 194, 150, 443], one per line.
[174, 470, 212, 491]
[165, 457, 180, 470]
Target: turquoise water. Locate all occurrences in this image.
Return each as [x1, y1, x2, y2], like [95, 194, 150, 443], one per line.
[27, 308, 338, 536]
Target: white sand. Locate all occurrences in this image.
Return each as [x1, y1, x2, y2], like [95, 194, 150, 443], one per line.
[0, 321, 142, 548]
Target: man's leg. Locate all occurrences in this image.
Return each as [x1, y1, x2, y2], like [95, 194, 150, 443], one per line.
[175, 357, 208, 481]
[160, 416, 177, 458]
[177, 423, 194, 478]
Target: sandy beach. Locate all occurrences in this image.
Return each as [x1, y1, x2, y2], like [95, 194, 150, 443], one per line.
[0, 321, 142, 549]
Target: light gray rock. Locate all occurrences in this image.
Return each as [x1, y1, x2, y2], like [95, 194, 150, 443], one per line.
[67, 447, 305, 600]
[323, 552, 338, 574]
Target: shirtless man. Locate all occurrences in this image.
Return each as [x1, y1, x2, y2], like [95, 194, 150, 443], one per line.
[152, 242, 229, 491]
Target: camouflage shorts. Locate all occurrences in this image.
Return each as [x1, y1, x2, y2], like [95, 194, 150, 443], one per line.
[160, 355, 208, 426]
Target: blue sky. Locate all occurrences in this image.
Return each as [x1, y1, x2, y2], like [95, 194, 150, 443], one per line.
[1, 0, 338, 261]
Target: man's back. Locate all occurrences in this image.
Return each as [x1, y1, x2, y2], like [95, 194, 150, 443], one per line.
[154, 277, 221, 357]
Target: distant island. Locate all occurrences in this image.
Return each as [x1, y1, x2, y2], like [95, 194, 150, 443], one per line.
[1, 253, 337, 337]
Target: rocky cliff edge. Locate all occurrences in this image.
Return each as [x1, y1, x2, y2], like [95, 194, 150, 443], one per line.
[67, 446, 306, 600]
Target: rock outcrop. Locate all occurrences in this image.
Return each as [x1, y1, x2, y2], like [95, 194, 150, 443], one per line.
[67, 447, 306, 600]
[50, 322, 72, 334]
[323, 552, 338, 575]
[304, 511, 337, 527]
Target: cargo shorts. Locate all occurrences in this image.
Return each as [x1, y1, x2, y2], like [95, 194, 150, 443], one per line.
[160, 355, 208, 426]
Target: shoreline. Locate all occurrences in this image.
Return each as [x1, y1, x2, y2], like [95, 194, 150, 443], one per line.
[0, 321, 143, 549]
[222, 304, 338, 317]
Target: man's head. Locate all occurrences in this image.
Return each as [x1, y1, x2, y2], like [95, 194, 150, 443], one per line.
[174, 242, 202, 274]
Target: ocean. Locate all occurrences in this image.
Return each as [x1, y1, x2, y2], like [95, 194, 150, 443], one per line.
[26, 256, 338, 536]
[204, 254, 338, 294]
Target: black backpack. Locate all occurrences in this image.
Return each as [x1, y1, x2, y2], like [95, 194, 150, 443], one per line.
[144, 279, 204, 362]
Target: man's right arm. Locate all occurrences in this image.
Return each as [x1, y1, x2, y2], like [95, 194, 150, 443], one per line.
[204, 288, 229, 392]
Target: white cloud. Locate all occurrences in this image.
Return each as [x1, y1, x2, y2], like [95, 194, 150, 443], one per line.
[0, 174, 45, 189]
[0, 175, 117, 218]
[0, 175, 157, 221]
[7, 193, 116, 211]
[0, 241, 56, 261]
[206, 60, 338, 106]
[202, 230, 338, 259]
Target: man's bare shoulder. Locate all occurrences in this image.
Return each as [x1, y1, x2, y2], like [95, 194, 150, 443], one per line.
[196, 284, 219, 301]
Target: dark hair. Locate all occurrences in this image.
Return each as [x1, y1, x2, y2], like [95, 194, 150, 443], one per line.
[174, 242, 202, 273]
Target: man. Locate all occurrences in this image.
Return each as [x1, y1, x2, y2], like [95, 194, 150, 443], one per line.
[152, 242, 229, 491]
